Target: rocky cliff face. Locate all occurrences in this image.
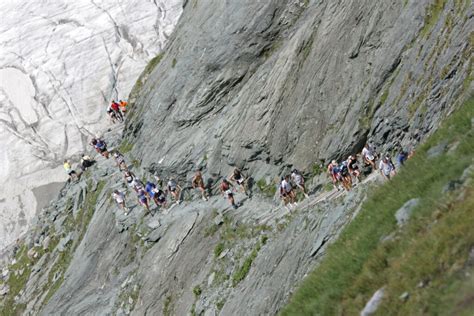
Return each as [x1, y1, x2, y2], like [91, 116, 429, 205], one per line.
[0, 0, 472, 315]
[124, 0, 472, 180]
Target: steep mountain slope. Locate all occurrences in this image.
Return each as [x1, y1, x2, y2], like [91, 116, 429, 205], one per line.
[0, 0, 472, 315]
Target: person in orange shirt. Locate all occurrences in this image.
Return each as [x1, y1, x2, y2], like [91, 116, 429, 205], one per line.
[119, 100, 128, 115]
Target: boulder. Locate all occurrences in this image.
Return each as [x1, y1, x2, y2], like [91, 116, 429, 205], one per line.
[426, 141, 448, 158]
[0, 284, 9, 296]
[57, 233, 73, 252]
[395, 198, 420, 227]
[360, 287, 385, 316]
[42, 236, 52, 250]
[147, 219, 161, 230]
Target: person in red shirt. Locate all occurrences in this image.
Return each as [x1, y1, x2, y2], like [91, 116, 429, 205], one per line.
[110, 100, 123, 122]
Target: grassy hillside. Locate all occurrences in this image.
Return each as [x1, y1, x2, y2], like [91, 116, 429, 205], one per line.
[281, 97, 474, 315]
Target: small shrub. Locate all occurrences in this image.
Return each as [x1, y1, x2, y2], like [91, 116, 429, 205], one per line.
[232, 243, 261, 286]
[193, 285, 202, 297]
[214, 242, 225, 258]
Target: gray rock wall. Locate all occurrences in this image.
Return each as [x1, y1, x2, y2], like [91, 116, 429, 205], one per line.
[124, 0, 472, 181]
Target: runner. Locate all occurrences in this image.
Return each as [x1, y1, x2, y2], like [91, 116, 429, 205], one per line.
[80, 154, 94, 172]
[192, 170, 208, 201]
[362, 143, 377, 170]
[167, 178, 182, 205]
[327, 160, 342, 191]
[229, 168, 248, 195]
[280, 175, 296, 209]
[220, 179, 237, 209]
[113, 151, 128, 171]
[112, 190, 128, 214]
[137, 189, 150, 213]
[379, 156, 396, 180]
[63, 160, 78, 182]
[291, 169, 309, 198]
[347, 155, 361, 184]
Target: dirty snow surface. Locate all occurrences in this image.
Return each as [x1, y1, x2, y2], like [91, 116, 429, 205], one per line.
[0, 0, 182, 250]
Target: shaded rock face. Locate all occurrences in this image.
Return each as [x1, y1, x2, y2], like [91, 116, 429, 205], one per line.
[125, 0, 473, 182]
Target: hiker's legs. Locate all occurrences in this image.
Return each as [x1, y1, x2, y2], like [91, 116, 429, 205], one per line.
[200, 186, 207, 199]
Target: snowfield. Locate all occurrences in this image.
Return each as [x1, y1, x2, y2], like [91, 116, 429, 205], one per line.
[0, 0, 182, 250]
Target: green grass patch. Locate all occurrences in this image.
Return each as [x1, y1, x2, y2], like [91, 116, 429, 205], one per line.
[117, 140, 134, 154]
[193, 285, 202, 297]
[256, 178, 277, 198]
[214, 242, 225, 258]
[163, 295, 173, 316]
[0, 245, 32, 315]
[420, 0, 446, 38]
[281, 97, 474, 315]
[232, 242, 262, 286]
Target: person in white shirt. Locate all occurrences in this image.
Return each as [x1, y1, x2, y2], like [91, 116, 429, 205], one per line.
[362, 143, 377, 170]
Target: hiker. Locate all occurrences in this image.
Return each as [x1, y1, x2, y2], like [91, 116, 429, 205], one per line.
[110, 100, 123, 122]
[113, 151, 128, 171]
[80, 154, 94, 171]
[291, 169, 309, 198]
[167, 178, 182, 205]
[153, 186, 167, 208]
[220, 179, 237, 209]
[145, 181, 167, 208]
[397, 150, 408, 167]
[361, 143, 377, 170]
[154, 175, 164, 190]
[379, 156, 396, 180]
[327, 160, 342, 191]
[137, 189, 150, 213]
[192, 171, 208, 201]
[339, 160, 352, 191]
[63, 160, 78, 182]
[132, 178, 145, 193]
[91, 138, 109, 159]
[112, 190, 128, 214]
[229, 168, 248, 195]
[119, 100, 128, 115]
[280, 175, 296, 209]
[106, 107, 118, 124]
[347, 155, 361, 183]
[124, 171, 136, 189]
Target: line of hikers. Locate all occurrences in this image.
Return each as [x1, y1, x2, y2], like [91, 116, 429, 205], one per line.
[110, 162, 251, 215]
[63, 102, 414, 215]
